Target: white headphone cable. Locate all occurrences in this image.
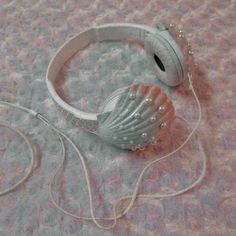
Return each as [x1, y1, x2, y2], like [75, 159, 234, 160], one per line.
[0, 123, 35, 196]
[0, 73, 207, 229]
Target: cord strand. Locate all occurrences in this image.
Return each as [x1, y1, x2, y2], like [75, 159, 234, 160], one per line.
[0, 124, 35, 196]
[0, 73, 206, 229]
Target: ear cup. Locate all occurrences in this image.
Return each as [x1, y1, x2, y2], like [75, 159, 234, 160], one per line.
[145, 32, 187, 86]
[97, 83, 175, 150]
[161, 30, 188, 82]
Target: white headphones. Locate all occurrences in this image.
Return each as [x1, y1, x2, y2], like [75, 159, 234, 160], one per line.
[46, 23, 192, 150]
[0, 22, 207, 230]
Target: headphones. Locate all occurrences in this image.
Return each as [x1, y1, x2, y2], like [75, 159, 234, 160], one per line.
[0, 22, 207, 230]
[46, 23, 193, 150]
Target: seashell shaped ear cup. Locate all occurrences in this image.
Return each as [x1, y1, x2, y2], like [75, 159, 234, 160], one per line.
[96, 83, 175, 150]
[145, 29, 187, 86]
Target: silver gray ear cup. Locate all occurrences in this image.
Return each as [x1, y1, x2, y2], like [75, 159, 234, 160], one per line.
[160, 29, 188, 81]
[96, 83, 175, 150]
[145, 31, 187, 86]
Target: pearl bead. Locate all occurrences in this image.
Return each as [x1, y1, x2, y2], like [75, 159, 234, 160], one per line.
[145, 98, 152, 105]
[179, 34, 184, 38]
[113, 136, 117, 140]
[158, 106, 165, 113]
[129, 93, 136, 100]
[129, 140, 134, 144]
[136, 144, 144, 150]
[130, 126, 135, 131]
[123, 136, 127, 141]
[139, 146, 145, 151]
[134, 112, 141, 119]
[189, 50, 194, 55]
[141, 132, 148, 139]
[150, 116, 156, 122]
[150, 136, 156, 145]
[150, 136, 156, 142]
[160, 122, 167, 129]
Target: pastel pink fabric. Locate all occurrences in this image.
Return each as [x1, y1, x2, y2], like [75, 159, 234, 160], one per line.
[0, 0, 235, 235]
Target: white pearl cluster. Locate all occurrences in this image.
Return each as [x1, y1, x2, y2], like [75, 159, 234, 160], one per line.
[168, 23, 195, 71]
[115, 91, 168, 150]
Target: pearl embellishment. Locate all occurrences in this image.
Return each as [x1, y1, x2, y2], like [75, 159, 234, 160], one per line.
[134, 112, 141, 119]
[150, 136, 155, 142]
[150, 136, 156, 144]
[150, 116, 156, 122]
[141, 132, 148, 139]
[160, 122, 167, 129]
[158, 106, 165, 113]
[136, 144, 144, 150]
[129, 93, 136, 100]
[145, 98, 152, 105]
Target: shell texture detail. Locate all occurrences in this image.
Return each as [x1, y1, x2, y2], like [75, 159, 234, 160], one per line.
[97, 84, 175, 150]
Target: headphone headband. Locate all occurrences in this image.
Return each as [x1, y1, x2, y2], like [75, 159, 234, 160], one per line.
[46, 23, 188, 149]
[46, 24, 160, 121]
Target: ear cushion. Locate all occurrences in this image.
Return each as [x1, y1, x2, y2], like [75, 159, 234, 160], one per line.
[162, 31, 188, 82]
[145, 32, 186, 86]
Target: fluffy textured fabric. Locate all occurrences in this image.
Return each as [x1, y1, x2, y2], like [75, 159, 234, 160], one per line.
[0, 0, 235, 235]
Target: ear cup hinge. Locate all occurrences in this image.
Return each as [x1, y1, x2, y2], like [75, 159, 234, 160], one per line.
[155, 22, 169, 31]
[138, 29, 148, 42]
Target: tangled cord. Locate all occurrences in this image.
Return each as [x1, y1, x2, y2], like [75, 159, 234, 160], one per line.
[0, 73, 207, 229]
